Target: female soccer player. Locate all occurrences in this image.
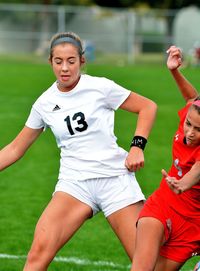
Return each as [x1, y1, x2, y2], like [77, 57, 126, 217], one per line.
[0, 32, 157, 270]
[131, 46, 200, 271]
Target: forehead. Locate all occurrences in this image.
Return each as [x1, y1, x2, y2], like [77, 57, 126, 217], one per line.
[186, 107, 200, 127]
[52, 43, 79, 57]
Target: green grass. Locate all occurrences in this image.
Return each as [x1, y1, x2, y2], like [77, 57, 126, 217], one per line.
[0, 56, 199, 270]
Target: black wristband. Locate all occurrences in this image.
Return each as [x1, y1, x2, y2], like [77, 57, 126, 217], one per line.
[130, 136, 147, 150]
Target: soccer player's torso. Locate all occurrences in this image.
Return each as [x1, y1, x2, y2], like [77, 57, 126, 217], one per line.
[157, 105, 200, 220]
[34, 74, 130, 180]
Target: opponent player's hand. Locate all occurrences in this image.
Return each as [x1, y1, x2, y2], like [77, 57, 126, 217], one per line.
[161, 169, 183, 194]
[125, 147, 144, 172]
[166, 45, 182, 70]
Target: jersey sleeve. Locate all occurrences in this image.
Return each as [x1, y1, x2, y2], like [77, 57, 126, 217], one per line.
[25, 106, 47, 130]
[103, 78, 131, 110]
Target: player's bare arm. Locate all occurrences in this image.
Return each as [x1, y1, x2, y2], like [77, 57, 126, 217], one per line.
[162, 162, 200, 194]
[173, 161, 200, 193]
[120, 92, 157, 139]
[0, 126, 43, 171]
[120, 92, 157, 171]
[167, 46, 198, 102]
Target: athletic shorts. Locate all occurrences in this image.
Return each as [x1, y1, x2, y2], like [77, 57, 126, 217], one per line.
[138, 195, 200, 263]
[54, 173, 145, 217]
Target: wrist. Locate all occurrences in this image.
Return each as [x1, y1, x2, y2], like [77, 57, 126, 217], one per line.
[130, 136, 147, 150]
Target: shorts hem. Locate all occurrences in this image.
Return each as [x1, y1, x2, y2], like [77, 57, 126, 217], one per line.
[54, 188, 95, 214]
[105, 196, 145, 218]
[159, 251, 188, 263]
[138, 214, 169, 241]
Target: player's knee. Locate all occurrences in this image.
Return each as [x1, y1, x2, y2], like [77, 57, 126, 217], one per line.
[131, 265, 153, 271]
[26, 248, 41, 265]
[26, 242, 48, 267]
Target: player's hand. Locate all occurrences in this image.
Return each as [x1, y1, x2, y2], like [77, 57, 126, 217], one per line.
[125, 147, 144, 172]
[166, 45, 182, 70]
[161, 169, 183, 194]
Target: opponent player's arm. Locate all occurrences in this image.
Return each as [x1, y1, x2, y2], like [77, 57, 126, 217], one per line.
[162, 162, 200, 194]
[176, 161, 200, 192]
[166, 46, 198, 102]
[0, 126, 43, 171]
[170, 69, 198, 103]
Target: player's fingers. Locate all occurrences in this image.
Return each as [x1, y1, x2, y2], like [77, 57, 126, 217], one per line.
[133, 161, 144, 172]
[166, 45, 175, 53]
[125, 159, 130, 170]
[161, 169, 168, 178]
[125, 162, 143, 172]
[166, 45, 178, 53]
[125, 159, 134, 171]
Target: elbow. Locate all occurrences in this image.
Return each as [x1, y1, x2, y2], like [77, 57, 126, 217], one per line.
[13, 147, 26, 161]
[147, 100, 158, 123]
[9, 143, 26, 163]
[152, 100, 158, 111]
[149, 100, 158, 116]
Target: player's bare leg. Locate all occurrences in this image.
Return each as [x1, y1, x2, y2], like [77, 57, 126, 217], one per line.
[154, 255, 184, 271]
[107, 201, 143, 260]
[130, 217, 165, 271]
[23, 192, 92, 271]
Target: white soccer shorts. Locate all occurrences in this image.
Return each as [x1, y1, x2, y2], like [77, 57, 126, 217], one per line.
[54, 173, 145, 217]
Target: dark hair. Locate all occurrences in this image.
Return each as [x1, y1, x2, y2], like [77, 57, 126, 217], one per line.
[49, 32, 84, 61]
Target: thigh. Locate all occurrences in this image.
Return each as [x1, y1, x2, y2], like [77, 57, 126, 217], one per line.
[160, 212, 200, 263]
[107, 201, 143, 260]
[155, 255, 184, 271]
[131, 217, 165, 271]
[31, 192, 92, 256]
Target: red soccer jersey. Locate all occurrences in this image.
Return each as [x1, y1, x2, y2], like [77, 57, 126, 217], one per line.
[153, 103, 200, 221]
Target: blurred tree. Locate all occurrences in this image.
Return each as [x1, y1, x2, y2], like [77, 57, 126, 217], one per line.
[92, 0, 134, 7]
[55, 0, 93, 5]
[142, 0, 200, 8]
[92, 0, 200, 8]
[0, 0, 93, 5]
[1, 0, 200, 7]
[0, 0, 51, 3]
[92, 0, 200, 48]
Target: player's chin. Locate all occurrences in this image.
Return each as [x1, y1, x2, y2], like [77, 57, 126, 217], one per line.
[58, 80, 72, 90]
[59, 79, 70, 85]
[186, 139, 198, 147]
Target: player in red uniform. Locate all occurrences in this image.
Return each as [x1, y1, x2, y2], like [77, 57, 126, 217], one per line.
[131, 45, 200, 271]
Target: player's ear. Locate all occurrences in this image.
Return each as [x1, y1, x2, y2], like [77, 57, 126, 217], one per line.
[80, 56, 86, 65]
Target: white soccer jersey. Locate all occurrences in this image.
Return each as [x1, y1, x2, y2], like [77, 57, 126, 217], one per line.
[26, 74, 132, 181]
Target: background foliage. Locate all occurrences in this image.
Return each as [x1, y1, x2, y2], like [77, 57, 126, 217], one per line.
[1, 0, 200, 9]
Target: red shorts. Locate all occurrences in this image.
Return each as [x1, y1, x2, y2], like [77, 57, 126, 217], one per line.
[139, 194, 200, 263]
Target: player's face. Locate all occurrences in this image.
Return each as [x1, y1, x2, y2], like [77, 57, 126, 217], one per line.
[184, 107, 200, 147]
[50, 43, 85, 92]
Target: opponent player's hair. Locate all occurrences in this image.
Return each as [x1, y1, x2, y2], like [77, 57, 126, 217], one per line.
[49, 32, 84, 61]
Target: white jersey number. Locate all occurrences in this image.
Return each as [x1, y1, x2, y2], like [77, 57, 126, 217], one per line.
[64, 112, 88, 135]
[174, 158, 183, 177]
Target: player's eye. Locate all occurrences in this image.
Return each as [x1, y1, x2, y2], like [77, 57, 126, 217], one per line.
[196, 127, 200, 132]
[53, 58, 62, 64]
[186, 120, 191, 127]
[68, 58, 76, 64]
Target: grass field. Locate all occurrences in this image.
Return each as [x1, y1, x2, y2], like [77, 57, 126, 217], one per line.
[0, 55, 199, 270]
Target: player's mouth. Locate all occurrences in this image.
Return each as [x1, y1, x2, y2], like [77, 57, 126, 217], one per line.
[186, 137, 196, 146]
[60, 75, 70, 81]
